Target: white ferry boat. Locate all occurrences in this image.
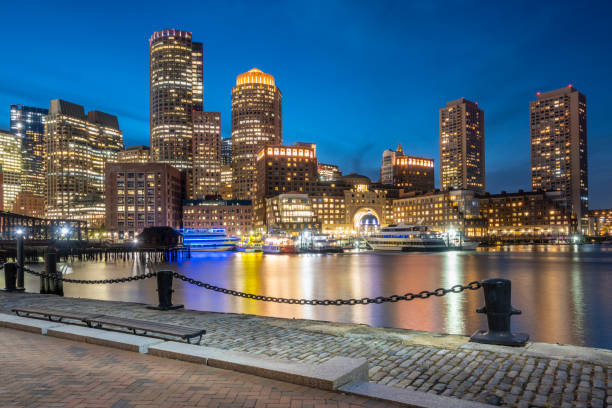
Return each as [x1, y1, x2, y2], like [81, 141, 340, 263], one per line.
[366, 223, 447, 252]
[181, 228, 238, 251]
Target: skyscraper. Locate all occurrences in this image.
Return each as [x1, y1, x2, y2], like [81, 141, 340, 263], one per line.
[45, 99, 123, 227]
[149, 29, 203, 169]
[0, 129, 22, 211]
[192, 111, 221, 198]
[439, 98, 485, 193]
[530, 85, 587, 232]
[231, 68, 282, 200]
[10, 105, 48, 197]
[221, 137, 232, 166]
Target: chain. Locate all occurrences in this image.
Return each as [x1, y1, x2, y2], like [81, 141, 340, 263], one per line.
[171, 272, 482, 306]
[20, 265, 157, 284]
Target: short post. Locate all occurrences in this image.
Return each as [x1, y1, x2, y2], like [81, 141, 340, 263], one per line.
[3, 263, 17, 292]
[42, 250, 58, 295]
[16, 235, 25, 291]
[147, 270, 183, 311]
[470, 278, 529, 347]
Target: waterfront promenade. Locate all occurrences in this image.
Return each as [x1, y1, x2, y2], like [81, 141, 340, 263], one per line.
[1, 291, 610, 407]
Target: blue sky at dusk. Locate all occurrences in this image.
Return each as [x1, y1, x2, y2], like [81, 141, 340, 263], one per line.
[1, 1, 611, 207]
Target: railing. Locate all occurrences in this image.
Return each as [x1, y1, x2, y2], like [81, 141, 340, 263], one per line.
[2, 249, 530, 347]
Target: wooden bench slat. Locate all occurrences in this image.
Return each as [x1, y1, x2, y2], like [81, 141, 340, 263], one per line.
[12, 307, 104, 321]
[85, 315, 206, 341]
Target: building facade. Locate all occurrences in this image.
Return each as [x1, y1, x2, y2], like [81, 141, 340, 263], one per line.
[231, 68, 282, 199]
[45, 100, 123, 227]
[530, 86, 588, 233]
[318, 163, 342, 182]
[0, 130, 22, 211]
[588, 209, 612, 236]
[13, 191, 46, 218]
[105, 162, 182, 240]
[10, 105, 48, 197]
[221, 137, 232, 166]
[265, 194, 319, 234]
[149, 29, 203, 169]
[220, 165, 233, 200]
[380, 143, 403, 185]
[439, 98, 485, 193]
[118, 146, 150, 163]
[192, 111, 221, 198]
[391, 155, 434, 192]
[182, 199, 252, 236]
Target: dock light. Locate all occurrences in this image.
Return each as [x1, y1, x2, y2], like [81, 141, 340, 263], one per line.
[60, 226, 70, 237]
[133, 238, 139, 244]
[15, 228, 24, 236]
[571, 234, 580, 244]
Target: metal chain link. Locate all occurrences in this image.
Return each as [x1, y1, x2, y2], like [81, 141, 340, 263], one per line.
[20, 265, 157, 284]
[171, 272, 482, 306]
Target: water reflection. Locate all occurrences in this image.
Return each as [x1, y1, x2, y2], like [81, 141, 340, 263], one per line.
[8, 244, 612, 349]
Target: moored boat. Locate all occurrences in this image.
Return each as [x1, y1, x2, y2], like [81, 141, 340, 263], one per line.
[263, 236, 297, 254]
[236, 234, 263, 252]
[366, 223, 447, 252]
[182, 228, 238, 251]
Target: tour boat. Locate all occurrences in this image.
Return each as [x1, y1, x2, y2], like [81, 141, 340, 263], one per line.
[181, 228, 239, 251]
[235, 234, 263, 253]
[366, 223, 448, 252]
[299, 234, 343, 253]
[262, 236, 297, 254]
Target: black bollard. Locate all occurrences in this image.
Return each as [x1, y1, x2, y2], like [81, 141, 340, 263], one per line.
[42, 251, 58, 295]
[16, 236, 25, 291]
[147, 270, 183, 311]
[3, 263, 17, 291]
[470, 278, 529, 347]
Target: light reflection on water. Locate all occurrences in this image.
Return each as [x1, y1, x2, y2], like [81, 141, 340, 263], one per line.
[10, 244, 612, 349]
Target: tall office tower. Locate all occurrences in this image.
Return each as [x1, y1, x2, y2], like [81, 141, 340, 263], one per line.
[221, 137, 232, 166]
[10, 105, 48, 197]
[45, 100, 123, 227]
[118, 145, 151, 163]
[149, 29, 203, 169]
[381, 143, 404, 184]
[0, 130, 22, 211]
[192, 111, 221, 198]
[231, 68, 282, 199]
[530, 85, 588, 232]
[439, 98, 485, 193]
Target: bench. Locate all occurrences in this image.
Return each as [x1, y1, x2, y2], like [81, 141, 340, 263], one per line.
[11, 308, 206, 345]
[12, 307, 104, 323]
[84, 315, 206, 345]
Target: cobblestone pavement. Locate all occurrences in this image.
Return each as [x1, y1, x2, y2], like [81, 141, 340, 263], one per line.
[0, 327, 394, 408]
[1, 291, 610, 408]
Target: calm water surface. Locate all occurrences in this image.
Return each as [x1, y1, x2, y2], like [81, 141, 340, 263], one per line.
[12, 245, 612, 349]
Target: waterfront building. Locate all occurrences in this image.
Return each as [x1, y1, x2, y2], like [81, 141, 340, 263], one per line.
[530, 86, 588, 233]
[380, 143, 403, 185]
[231, 68, 282, 200]
[254, 143, 317, 230]
[342, 173, 395, 234]
[10, 105, 48, 197]
[221, 137, 232, 166]
[149, 29, 203, 169]
[0, 172, 3, 210]
[588, 209, 612, 236]
[192, 111, 221, 198]
[439, 98, 485, 193]
[220, 165, 233, 200]
[45, 100, 123, 227]
[310, 195, 347, 235]
[118, 146, 150, 163]
[318, 163, 342, 182]
[105, 162, 182, 241]
[0, 130, 22, 211]
[13, 191, 46, 218]
[479, 190, 574, 240]
[182, 199, 252, 236]
[265, 194, 319, 234]
[393, 190, 484, 237]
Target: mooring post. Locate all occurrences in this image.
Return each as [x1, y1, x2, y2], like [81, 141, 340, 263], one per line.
[43, 250, 58, 295]
[16, 235, 25, 291]
[3, 263, 17, 292]
[470, 278, 529, 347]
[147, 270, 183, 311]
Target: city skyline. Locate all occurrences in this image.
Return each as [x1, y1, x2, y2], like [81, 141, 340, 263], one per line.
[1, 2, 612, 207]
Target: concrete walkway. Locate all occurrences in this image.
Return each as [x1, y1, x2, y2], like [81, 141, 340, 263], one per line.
[1, 291, 610, 407]
[0, 327, 395, 408]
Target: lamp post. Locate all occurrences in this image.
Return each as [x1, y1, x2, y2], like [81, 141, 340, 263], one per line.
[60, 225, 70, 259]
[15, 228, 25, 290]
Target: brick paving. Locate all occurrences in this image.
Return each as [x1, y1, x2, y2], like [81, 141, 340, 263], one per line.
[0, 327, 395, 408]
[1, 291, 611, 408]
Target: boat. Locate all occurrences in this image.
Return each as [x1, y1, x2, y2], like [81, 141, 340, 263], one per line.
[299, 234, 344, 253]
[236, 234, 263, 252]
[366, 223, 447, 252]
[263, 235, 297, 254]
[181, 228, 239, 251]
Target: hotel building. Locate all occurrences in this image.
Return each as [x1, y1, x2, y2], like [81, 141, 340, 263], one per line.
[530, 86, 588, 232]
[45, 99, 123, 227]
[10, 105, 48, 197]
[118, 146, 150, 163]
[231, 68, 282, 199]
[192, 111, 221, 198]
[182, 199, 253, 236]
[0, 130, 22, 211]
[265, 194, 319, 234]
[149, 29, 203, 169]
[105, 162, 182, 240]
[439, 98, 485, 193]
